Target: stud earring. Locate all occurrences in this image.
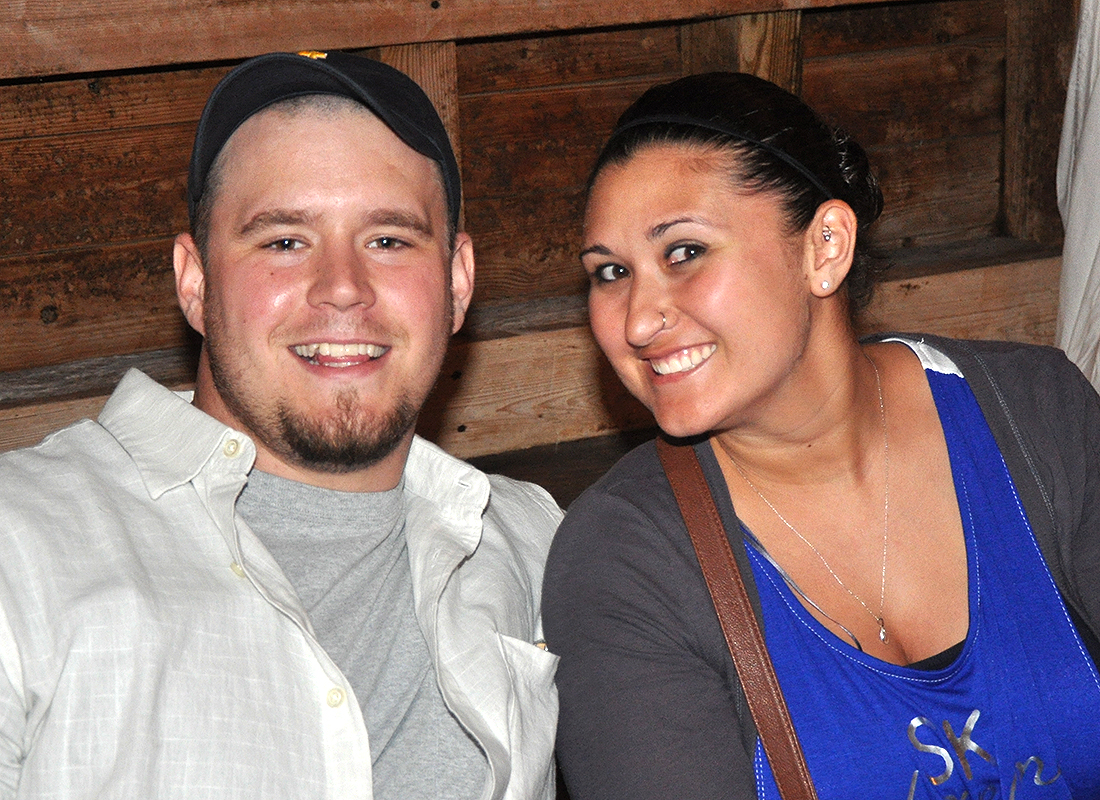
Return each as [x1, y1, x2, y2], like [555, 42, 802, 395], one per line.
[822, 226, 832, 242]
[821, 280, 831, 290]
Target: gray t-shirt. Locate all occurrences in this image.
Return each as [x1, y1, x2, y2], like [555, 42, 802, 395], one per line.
[237, 470, 486, 799]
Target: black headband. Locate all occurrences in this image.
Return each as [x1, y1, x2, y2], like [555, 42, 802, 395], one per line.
[611, 113, 835, 200]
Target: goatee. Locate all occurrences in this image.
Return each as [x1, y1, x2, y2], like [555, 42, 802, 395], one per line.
[275, 387, 418, 473]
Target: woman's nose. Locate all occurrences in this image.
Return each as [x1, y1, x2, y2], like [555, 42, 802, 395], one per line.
[624, 279, 669, 347]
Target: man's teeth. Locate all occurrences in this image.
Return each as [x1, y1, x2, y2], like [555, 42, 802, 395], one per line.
[293, 343, 386, 359]
[650, 344, 717, 375]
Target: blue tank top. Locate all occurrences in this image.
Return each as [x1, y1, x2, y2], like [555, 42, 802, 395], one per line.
[745, 351, 1100, 798]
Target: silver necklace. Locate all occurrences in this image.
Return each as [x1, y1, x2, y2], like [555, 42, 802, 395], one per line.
[729, 356, 890, 648]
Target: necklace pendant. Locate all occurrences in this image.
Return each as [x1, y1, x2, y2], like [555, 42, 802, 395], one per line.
[878, 619, 888, 644]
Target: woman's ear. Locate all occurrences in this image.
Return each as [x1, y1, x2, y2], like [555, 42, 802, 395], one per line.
[805, 200, 858, 298]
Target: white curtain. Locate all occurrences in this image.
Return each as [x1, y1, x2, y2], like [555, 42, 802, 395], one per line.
[1058, 0, 1100, 388]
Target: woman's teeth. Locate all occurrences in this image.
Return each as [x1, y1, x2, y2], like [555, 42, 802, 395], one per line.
[650, 344, 716, 375]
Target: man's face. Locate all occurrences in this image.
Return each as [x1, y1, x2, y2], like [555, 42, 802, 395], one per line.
[175, 99, 473, 491]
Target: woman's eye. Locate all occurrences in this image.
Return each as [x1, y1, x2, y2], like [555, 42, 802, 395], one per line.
[668, 244, 704, 265]
[592, 263, 630, 284]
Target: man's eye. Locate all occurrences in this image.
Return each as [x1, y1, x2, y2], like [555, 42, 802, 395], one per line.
[668, 244, 704, 265]
[266, 238, 302, 252]
[592, 263, 629, 284]
[368, 236, 407, 250]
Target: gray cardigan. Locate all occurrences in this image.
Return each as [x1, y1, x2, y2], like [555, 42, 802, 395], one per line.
[543, 335, 1100, 800]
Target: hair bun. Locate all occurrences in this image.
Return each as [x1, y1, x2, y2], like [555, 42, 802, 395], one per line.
[831, 127, 884, 227]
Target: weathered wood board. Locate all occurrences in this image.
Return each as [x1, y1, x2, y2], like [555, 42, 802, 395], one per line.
[0, 254, 1060, 456]
[0, 0, 1075, 469]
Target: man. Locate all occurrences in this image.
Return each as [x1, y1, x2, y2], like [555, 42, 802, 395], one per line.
[0, 51, 562, 799]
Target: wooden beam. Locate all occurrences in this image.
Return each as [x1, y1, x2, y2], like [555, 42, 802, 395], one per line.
[3, 0, 918, 80]
[0, 255, 1060, 457]
[0, 395, 126, 454]
[681, 16, 740, 74]
[682, 11, 801, 91]
[861, 256, 1060, 343]
[1003, 0, 1075, 246]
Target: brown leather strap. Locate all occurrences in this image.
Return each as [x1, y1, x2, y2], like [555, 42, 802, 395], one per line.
[657, 438, 818, 800]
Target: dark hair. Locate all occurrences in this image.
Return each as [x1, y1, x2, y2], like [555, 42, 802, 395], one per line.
[590, 72, 886, 316]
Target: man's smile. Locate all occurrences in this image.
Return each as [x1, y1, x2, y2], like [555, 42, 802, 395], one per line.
[292, 342, 388, 366]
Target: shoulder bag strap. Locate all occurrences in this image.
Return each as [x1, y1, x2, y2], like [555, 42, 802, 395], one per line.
[656, 437, 818, 800]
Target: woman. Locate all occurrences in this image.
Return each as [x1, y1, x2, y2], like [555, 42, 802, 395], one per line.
[542, 72, 1100, 799]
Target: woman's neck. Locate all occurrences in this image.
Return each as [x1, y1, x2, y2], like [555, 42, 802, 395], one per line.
[711, 339, 883, 487]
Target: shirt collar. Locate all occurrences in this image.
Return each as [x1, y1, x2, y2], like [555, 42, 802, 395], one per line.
[98, 369, 255, 499]
[404, 436, 490, 555]
[97, 371, 488, 524]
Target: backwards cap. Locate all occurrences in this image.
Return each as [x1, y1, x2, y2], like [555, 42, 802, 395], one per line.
[187, 50, 461, 232]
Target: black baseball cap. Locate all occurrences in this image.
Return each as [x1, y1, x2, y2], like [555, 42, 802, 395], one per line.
[187, 50, 461, 232]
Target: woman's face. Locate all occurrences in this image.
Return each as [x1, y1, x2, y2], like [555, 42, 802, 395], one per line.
[582, 143, 817, 439]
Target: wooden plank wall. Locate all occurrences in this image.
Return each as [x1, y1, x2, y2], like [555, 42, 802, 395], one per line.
[1, 0, 889, 79]
[0, 0, 1076, 460]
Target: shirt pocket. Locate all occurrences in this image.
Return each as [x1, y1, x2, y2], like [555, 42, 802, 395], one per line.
[497, 631, 560, 686]
[495, 632, 559, 799]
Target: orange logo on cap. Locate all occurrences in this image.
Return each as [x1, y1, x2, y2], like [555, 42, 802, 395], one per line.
[298, 51, 328, 59]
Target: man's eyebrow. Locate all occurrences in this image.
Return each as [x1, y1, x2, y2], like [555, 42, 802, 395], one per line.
[239, 210, 316, 236]
[237, 208, 435, 238]
[364, 209, 434, 238]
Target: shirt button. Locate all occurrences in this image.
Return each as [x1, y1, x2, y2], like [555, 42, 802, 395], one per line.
[230, 561, 246, 578]
[327, 688, 346, 708]
[223, 438, 242, 458]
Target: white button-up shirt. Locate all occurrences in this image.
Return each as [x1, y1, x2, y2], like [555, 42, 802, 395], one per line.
[0, 370, 561, 799]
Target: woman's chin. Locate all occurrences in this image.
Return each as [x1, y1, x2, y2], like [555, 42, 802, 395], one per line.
[655, 417, 710, 442]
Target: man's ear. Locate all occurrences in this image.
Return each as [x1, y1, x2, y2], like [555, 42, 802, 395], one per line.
[805, 200, 858, 299]
[174, 233, 207, 336]
[449, 232, 476, 335]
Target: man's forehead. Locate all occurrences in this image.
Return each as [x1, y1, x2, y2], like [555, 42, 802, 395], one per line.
[211, 99, 450, 215]
[206, 102, 446, 237]
[223, 96, 412, 162]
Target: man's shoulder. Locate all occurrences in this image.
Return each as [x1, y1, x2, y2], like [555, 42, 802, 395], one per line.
[406, 436, 563, 579]
[0, 416, 124, 492]
[0, 369, 240, 511]
[408, 435, 562, 522]
[483, 471, 563, 529]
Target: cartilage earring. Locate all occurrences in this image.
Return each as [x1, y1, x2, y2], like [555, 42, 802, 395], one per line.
[822, 226, 832, 242]
[821, 280, 831, 290]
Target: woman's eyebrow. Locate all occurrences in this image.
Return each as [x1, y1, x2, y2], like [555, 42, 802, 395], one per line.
[650, 216, 707, 239]
[579, 244, 613, 259]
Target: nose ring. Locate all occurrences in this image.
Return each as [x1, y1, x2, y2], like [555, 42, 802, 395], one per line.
[660, 311, 667, 329]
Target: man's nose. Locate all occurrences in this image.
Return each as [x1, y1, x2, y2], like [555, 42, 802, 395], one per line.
[306, 242, 375, 311]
